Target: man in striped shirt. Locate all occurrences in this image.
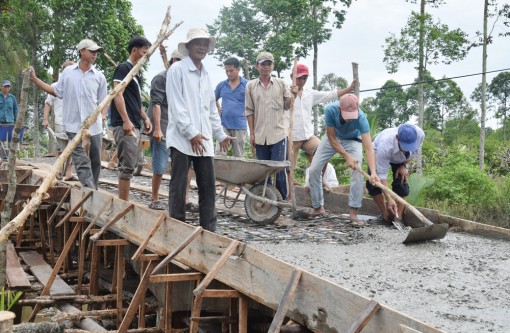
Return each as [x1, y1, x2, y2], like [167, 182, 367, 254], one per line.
[245, 51, 292, 199]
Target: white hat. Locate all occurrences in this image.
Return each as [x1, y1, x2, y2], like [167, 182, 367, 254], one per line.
[177, 28, 216, 57]
[170, 49, 184, 59]
[76, 39, 104, 52]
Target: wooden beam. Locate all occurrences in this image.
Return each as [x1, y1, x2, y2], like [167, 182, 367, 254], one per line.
[131, 214, 166, 261]
[202, 289, 242, 298]
[55, 191, 93, 228]
[6, 242, 31, 288]
[193, 240, 240, 296]
[345, 300, 381, 333]
[94, 239, 130, 247]
[0, 183, 70, 202]
[268, 269, 302, 333]
[149, 272, 203, 283]
[89, 204, 134, 241]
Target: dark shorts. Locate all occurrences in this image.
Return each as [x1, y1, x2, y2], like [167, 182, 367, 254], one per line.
[366, 163, 410, 197]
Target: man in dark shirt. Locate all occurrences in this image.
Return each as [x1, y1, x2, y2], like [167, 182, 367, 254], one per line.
[110, 36, 153, 201]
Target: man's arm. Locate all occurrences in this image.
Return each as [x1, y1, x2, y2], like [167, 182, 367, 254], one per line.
[140, 106, 152, 134]
[247, 115, 255, 147]
[112, 81, 135, 136]
[152, 104, 163, 141]
[361, 132, 379, 185]
[42, 102, 51, 127]
[29, 67, 56, 96]
[326, 127, 353, 167]
[336, 80, 356, 98]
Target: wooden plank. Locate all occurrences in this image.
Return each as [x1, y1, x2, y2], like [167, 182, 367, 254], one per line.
[268, 269, 302, 333]
[440, 214, 510, 240]
[6, 242, 31, 288]
[401, 325, 424, 333]
[131, 214, 166, 261]
[149, 272, 203, 283]
[89, 204, 134, 241]
[94, 239, 130, 246]
[345, 300, 381, 333]
[73, 188, 446, 333]
[0, 184, 70, 202]
[202, 289, 242, 298]
[19, 251, 75, 296]
[55, 190, 93, 228]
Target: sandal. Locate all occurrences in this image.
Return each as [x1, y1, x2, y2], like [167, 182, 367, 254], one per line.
[186, 202, 198, 212]
[148, 200, 165, 210]
[349, 218, 366, 227]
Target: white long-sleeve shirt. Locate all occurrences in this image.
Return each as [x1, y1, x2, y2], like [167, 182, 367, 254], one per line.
[166, 56, 226, 156]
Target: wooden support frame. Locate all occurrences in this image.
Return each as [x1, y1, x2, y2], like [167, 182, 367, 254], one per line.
[268, 269, 302, 333]
[54, 190, 92, 228]
[345, 300, 381, 333]
[131, 214, 165, 261]
[89, 204, 134, 241]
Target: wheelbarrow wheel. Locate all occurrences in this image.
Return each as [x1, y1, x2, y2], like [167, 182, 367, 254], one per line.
[244, 184, 283, 225]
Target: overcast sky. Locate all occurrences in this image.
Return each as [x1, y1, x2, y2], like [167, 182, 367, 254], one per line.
[131, 0, 510, 128]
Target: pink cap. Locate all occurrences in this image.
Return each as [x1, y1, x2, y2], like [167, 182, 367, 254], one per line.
[340, 94, 359, 120]
[295, 64, 309, 78]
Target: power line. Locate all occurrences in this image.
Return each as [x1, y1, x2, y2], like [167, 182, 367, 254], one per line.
[359, 67, 510, 93]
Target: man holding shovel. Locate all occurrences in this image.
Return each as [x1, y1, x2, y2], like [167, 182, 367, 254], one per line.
[308, 94, 378, 224]
[366, 124, 424, 225]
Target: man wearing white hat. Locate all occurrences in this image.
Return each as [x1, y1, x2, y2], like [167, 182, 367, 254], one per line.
[30, 39, 108, 189]
[166, 28, 235, 231]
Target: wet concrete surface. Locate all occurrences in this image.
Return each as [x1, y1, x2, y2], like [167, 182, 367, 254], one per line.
[22, 158, 510, 333]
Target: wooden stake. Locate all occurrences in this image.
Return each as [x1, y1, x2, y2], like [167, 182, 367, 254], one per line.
[287, 58, 299, 216]
[345, 300, 381, 333]
[89, 204, 134, 241]
[352, 62, 360, 98]
[267, 269, 302, 333]
[54, 190, 93, 228]
[131, 214, 166, 261]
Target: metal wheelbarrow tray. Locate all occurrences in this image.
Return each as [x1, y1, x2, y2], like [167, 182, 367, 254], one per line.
[214, 155, 291, 224]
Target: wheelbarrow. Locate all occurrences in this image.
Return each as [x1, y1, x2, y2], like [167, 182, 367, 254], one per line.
[214, 155, 293, 224]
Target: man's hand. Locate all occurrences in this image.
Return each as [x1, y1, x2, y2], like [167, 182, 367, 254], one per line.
[349, 79, 358, 92]
[386, 198, 398, 218]
[250, 133, 255, 147]
[369, 173, 380, 186]
[219, 136, 236, 152]
[395, 165, 409, 184]
[305, 185, 311, 192]
[28, 66, 37, 81]
[190, 133, 209, 156]
[291, 85, 298, 97]
[153, 128, 164, 142]
[123, 119, 136, 137]
[345, 155, 358, 170]
[42, 118, 49, 128]
[143, 119, 152, 135]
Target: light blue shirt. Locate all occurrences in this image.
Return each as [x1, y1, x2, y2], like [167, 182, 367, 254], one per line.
[54, 62, 107, 136]
[166, 56, 226, 157]
[324, 100, 370, 139]
[373, 126, 425, 180]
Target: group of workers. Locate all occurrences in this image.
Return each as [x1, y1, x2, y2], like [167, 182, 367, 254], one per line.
[5, 26, 424, 232]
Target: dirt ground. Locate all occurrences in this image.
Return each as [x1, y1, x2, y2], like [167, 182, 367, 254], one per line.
[20, 157, 510, 333]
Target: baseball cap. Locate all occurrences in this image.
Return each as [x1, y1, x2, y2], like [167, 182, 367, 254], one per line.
[76, 39, 104, 52]
[295, 64, 309, 78]
[340, 94, 359, 120]
[398, 124, 419, 152]
[256, 52, 274, 64]
[2, 80, 11, 87]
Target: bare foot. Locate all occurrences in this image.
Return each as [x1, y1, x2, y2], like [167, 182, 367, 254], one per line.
[309, 207, 325, 217]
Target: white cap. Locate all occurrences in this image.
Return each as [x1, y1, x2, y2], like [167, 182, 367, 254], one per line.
[177, 28, 216, 57]
[76, 39, 104, 52]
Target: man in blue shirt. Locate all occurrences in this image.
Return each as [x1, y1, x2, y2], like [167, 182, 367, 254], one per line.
[214, 57, 248, 157]
[0, 80, 19, 124]
[308, 94, 379, 224]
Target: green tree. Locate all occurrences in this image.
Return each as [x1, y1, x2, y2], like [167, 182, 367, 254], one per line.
[488, 71, 510, 143]
[317, 73, 348, 91]
[383, 3, 469, 172]
[373, 80, 410, 128]
[426, 77, 468, 133]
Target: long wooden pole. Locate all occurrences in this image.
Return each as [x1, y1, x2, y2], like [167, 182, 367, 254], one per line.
[0, 7, 182, 244]
[287, 58, 299, 216]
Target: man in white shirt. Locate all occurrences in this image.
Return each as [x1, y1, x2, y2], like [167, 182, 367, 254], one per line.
[42, 60, 76, 180]
[366, 124, 425, 223]
[289, 63, 355, 169]
[31, 39, 108, 189]
[166, 28, 235, 231]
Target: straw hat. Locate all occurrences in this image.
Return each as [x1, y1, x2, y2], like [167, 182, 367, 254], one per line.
[177, 28, 216, 57]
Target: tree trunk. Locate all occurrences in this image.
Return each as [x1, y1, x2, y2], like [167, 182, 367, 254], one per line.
[0, 70, 31, 288]
[33, 84, 40, 157]
[479, 0, 489, 171]
[416, 0, 426, 175]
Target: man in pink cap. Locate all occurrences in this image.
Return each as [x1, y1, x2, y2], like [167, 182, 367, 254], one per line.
[308, 94, 379, 224]
[289, 63, 355, 169]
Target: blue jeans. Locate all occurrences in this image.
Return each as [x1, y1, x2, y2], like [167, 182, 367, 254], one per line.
[255, 138, 288, 199]
[310, 137, 363, 209]
[150, 138, 170, 175]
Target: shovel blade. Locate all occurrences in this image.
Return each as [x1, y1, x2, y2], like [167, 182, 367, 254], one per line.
[402, 223, 449, 244]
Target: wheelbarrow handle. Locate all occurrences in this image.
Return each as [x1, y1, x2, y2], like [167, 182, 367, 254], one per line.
[352, 164, 433, 227]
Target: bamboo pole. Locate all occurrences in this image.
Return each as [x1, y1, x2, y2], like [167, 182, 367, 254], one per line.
[287, 58, 299, 216]
[0, 7, 182, 244]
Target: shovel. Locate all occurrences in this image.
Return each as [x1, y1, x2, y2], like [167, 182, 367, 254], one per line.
[352, 164, 449, 244]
